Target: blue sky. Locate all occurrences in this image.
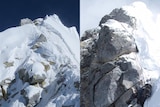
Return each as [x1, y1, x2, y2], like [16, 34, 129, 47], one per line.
[0, 0, 79, 32]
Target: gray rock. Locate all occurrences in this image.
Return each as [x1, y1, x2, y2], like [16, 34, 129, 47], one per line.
[94, 67, 122, 107]
[81, 54, 142, 107]
[20, 18, 33, 26]
[110, 8, 136, 28]
[33, 18, 43, 26]
[18, 68, 29, 82]
[36, 34, 47, 43]
[81, 28, 100, 41]
[115, 88, 133, 107]
[3, 61, 14, 68]
[99, 8, 136, 28]
[81, 8, 143, 107]
[62, 105, 74, 107]
[18, 63, 47, 85]
[22, 85, 42, 107]
[97, 25, 137, 63]
[99, 15, 112, 27]
[29, 74, 46, 85]
[81, 28, 99, 68]
[31, 34, 47, 50]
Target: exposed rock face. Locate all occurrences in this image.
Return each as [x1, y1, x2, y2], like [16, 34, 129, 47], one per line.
[22, 85, 43, 107]
[81, 8, 143, 107]
[99, 8, 136, 28]
[18, 62, 47, 85]
[97, 20, 137, 63]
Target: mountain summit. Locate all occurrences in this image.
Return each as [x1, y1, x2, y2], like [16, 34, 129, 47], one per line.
[81, 1, 160, 107]
[0, 14, 80, 107]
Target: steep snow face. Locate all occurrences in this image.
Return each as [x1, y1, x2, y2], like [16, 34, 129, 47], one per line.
[123, 2, 160, 77]
[0, 14, 80, 107]
[121, 2, 160, 107]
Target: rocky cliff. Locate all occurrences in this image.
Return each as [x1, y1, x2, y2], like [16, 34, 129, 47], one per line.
[81, 7, 145, 107]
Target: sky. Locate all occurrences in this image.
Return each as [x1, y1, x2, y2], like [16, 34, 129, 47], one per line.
[0, 0, 79, 33]
[80, 0, 160, 35]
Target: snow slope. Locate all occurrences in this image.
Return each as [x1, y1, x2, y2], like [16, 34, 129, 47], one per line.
[121, 2, 160, 107]
[0, 14, 80, 107]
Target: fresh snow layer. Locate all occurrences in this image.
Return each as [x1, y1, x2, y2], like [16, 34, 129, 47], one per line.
[122, 2, 160, 107]
[0, 14, 80, 107]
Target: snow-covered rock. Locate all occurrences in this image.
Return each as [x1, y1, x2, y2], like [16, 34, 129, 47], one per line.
[20, 18, 33, 26]
[97, 19, 138, 63]
[81, 17, 142, 107]
[23, 85, 43, 107]
[80, 1, 159, 107]
[28, 62, 47, 85]
[0, 14, 80, 107]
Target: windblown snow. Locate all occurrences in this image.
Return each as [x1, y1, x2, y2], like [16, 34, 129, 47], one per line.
[119, 2, 160, 107]
[0, 14, 80, 107]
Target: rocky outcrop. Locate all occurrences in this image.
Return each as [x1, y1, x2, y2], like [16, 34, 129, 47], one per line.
[18, 62, 47, 85]
[22, 85, 43, 107]
[20, 18, 33, 26]
[81, 8, 143, 107]
[97, 20, 137, 63]
[99, 8, 136, 28]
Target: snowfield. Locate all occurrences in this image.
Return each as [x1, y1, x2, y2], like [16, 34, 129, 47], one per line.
[0, 14, 80, 107]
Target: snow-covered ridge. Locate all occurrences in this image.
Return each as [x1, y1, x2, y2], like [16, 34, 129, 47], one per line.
[0, 14, 80, 107]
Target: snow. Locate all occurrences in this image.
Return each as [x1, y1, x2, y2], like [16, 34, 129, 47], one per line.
[0, 24, 39, 82]
[44, 15, 80, 66]
[0, 14, 79, 107]
[96, 2, 160, 106]
[80, 0, 160, 35]
[121, 2, 160, 107]
[24, 85, 43, 99]
[28, 62, 46, 77]
[10, 100, 25, 107]
[83, 1, 160, 106]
